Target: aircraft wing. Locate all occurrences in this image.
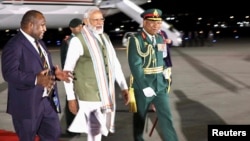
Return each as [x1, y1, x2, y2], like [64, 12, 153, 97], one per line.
[0, 0, 182, 46]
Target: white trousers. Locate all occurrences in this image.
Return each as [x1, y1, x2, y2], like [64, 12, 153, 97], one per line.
[68, 101, 109, 141]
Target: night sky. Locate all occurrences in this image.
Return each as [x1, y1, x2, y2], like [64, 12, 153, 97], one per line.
[104, 0, 250, 39]
[141, 0, 249, 16]
[105, 0, 250, 23]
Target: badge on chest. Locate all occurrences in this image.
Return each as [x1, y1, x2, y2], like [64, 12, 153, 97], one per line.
[157, 43, 166, 52]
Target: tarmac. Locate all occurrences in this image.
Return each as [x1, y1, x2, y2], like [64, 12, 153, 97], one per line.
[0, 38, 250, 141]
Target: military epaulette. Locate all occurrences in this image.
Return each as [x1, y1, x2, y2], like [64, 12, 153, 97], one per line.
[131, 32, 157, 67]
[141, 32, 147, 40]
[139, 31, 149, 47]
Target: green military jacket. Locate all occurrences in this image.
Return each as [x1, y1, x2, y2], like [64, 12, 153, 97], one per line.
[127, 31, 168, 93]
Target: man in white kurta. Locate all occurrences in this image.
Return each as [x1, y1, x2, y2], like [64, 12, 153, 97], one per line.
[63, 7, 129, 141]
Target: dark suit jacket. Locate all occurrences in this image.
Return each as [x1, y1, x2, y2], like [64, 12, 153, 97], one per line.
[1, 31, 61, 119]
[160, 30, 173, 67]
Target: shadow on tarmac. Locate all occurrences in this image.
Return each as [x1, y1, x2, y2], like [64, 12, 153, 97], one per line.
[174, 89, 226, 141]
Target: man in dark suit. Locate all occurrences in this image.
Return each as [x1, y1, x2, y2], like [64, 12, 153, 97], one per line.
[60, 18, 82, 137]
[127, 9, 179, 141]
[160, 30, 173, 92]
[1, 10, 72, 141]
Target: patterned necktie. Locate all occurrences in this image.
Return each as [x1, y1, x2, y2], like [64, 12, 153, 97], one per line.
[152, 36, 156, 46]
[35, 40, 59, 112]
[35, 40, 48, 69]
[35, 41, 53, 93]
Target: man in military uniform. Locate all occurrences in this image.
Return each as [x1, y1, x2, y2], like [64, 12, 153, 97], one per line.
[127, 8, 179, 141]
[60, 18, 82, 68]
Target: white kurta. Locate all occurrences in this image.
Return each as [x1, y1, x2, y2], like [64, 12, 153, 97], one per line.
[63, 31, 128, 135]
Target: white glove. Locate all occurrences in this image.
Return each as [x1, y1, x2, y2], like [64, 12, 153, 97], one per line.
[163, 67, 172, 79]
[143, 87, 156, 97]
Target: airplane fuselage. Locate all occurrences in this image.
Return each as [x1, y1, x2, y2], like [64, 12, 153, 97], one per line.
[0, 0, 100, 29]
[0, 0, 148, 29]
[0, 0, 183, 46]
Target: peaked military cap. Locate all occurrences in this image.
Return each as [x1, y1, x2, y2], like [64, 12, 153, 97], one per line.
[140, 8, 162, 21]
[69, 18, 82, 28]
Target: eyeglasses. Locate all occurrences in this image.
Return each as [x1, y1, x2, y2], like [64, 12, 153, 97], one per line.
[90, 18, 105, 22]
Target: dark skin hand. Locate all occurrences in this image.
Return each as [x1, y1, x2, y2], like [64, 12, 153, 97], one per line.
[54, 65, 73, 82]
[68, 100, 79, 115]
[36, 66, 73, 90]
[121, 89, 130, 105]
[36, 69, 55, 90]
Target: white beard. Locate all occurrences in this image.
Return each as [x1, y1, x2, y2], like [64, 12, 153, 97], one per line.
[88, 24, 103, 34]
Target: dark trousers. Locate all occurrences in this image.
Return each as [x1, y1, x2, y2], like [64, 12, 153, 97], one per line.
[13, 98, 61, 141]
[133, 89, 179, 141]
